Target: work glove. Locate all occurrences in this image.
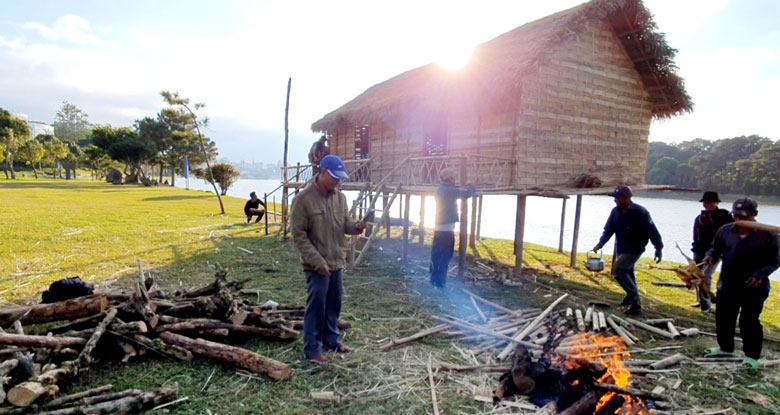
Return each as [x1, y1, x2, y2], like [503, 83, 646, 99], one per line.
[654, 248, 663, 264]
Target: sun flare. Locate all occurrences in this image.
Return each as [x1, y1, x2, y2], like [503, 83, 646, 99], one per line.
[437, 44, 474, 70]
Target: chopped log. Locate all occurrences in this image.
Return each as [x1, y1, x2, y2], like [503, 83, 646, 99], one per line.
[469, 296, 488, 322]
[575, 309, 585, 332]
[427, 355, 440, 415]
[432, 316, 540, 349]
[0, 334, 85, 349]
[584, 307, 593, 325]
[591, 310, 599, 332]
[118, 340, 137, 364]
[497, 294, 568, 360]
[649, 353, 687, 369]
[155, 320, 298, 340]
[598, 312, 607, 331]
[47, 313, 106, 335]
[0, 359, 19, 404]
[605, 315, 635, 347]
[666, 322, 681, 339]
[592, 382, 668, 401]
[609, 315, 640, 342]
[680, 328, 700, 337]
[461, 289, 524, 318]
[310, 391, 341, 403]
[625, 318, 677, 339]
[131, 335, 193, 362]
[177, 268, 227, 298]
[380, 324, 450, 351]
[6, 382, 58, 407]
[77, 307, 118, 368]
[0, 296, 108, 326]
[43, 384, 113, 408]
[159, 332, 293, 380]
[71, 389, 142, 406]
[644, 318, 675, 325]
[558, 391, 601, 415]
[565, 307, 573, 318]
[33, 384, 178, 415]
[198, 329, 229, 337]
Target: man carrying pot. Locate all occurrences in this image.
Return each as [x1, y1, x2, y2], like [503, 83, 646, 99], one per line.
[592, 186, 663, 315]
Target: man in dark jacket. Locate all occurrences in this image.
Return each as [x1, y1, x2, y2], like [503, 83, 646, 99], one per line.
[244, 192, 266, 223]
[592, 186, 663, 315]
[430, 168, 475, 288]
[703, 198, 780, 368]
[692, 191, 733, 311]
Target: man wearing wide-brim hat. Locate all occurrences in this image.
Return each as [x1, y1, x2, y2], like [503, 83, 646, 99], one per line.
[703, 198, 780, 368]
[692, 191, 733, 312]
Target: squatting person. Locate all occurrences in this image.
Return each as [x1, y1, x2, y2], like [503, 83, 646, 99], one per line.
[592, 186, 663, 316]
[703, 198, 780, 368]
[244, 191, 266, 224]
[291, 155, 365, 364]
[691, 191, 733, 312]
[429, 168, 475, 288]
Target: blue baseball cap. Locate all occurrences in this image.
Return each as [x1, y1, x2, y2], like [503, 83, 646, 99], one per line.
[319, 155, 349, 180]
[607, 185, 632, 198]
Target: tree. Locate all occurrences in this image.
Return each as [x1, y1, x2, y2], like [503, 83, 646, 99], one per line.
[160, 91, 224, 214]
[647, 156, 679, 185]
[17, 139, 45, 178]
[37, 134, 69, 178]
[136, 116, 171, 184]
[0, 107, 31, 179]
[53, 101, 91, 145]
[91, 125, 155, 182]
[83, 145, 118, 180]
[194, 163, 240, 195]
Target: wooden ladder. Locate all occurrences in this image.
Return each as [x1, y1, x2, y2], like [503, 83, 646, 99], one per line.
[352, 182, 403, 267]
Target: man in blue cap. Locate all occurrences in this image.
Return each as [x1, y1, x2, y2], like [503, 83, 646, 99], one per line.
[291, 155, 365, 364]
[703, 198, 780, 368]
[592, 186, 663, 315]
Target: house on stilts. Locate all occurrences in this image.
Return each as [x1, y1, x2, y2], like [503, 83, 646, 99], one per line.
[282, 0, 692, 275]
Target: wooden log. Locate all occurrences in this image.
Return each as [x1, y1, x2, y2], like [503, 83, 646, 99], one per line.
[666, 322, 681, 339]
[155, 320, 298, 340]
[380, 324, 450, 351]
[0, 359, 18, 404]
[605, 316, 635, 347]
[43, 385, 113, 409]
[77, 307, 117, 368]
[159, 332, 293, 380]
[6, 382, 58, 407]
[427, 355, 440, 415]
[644, 318, 675, 325]
[649, 353, 687, 369]
[680, 328, 700, 337]
[70, 389, 142, 406]
[575, 309, 585, 332]
[32, 384, 178, 415]
[565, 307, 573, 318]
[0, 296, 108, 326]
[625, 318, 677, 339]
[558, 391, 601, 415]
[591, 309, 599, 333]
[469, 296, 488, 323]
[432, 316, 541, 349]
[609, 315, 639, 342]
[0, 334, 85, 349]
[402, 192, 411, 263]
[497, 294, 568, 360]
[569, 195, 582, 267]
[131, 335, 192, 362]
[513, 195, 526, 274]
[47, 313, 106, 335]
[461, 289, 524, 318]
[592, 382, 668, 401]
[584, 307, 593, 325]
[598, 312, 607, 331]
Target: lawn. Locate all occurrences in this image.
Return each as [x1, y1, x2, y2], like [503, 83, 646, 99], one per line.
[1, 178, 779, 414]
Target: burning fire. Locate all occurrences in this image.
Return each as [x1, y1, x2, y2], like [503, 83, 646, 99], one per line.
[558, 334, 653, 414]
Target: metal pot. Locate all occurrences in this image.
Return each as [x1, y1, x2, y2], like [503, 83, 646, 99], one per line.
[585, 251, 605, 272]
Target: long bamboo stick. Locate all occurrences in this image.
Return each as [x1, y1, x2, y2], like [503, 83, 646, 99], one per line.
[497, 294, 568, 360]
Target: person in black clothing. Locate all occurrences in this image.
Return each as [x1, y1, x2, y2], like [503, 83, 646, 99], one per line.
[430, 168, 475, 288]
[691, 191, 733, 312]
[244, 192, 266, 224]
[703, 198, 780, 368]
[592, 186, 663, 315]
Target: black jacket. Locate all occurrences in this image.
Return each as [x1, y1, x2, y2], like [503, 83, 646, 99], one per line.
[706, 223, 780, 295]
[595, 203, 663, 256]
[244, 199, 265, 215]
[692, 208, 733, 262]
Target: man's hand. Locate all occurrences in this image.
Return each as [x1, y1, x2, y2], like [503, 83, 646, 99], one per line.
[746, 277, 762, 289]
[654, 248, 663, 264]
[316, 263, 331, 277]
[591, 245, 601, 253]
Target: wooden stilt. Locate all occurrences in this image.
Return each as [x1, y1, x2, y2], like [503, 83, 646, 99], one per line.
[570, 195, 583, 267]
[514, 195, 527, 274]
[402, 193, 411, 263]
[419, 195, 426, 244]
[469, 195, 479, 256]
[476, 195, 483, 241]
[263, 193, 269, 236]
[458, 158, 468, 280]
[383, 191, 390, 239]
[558, 198, 567, 253]
[282, 77, 291, 238]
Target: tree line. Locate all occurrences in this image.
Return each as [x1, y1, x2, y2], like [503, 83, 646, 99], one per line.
[0, 92, 241, 197]
[646, 135, 780, 196]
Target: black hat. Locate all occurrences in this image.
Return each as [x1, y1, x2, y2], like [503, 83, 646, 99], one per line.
[607, 185, 633, 198]
[731, 198, 758, 217]
[699, 191, 721, 203]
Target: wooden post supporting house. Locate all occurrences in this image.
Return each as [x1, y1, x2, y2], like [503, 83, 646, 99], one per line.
[419, 195, 426, 244]
[282, 77, 291, 238]
[558, 198, 567, 253]
[458, 158, 468, 280]
[514, 195, 527, 274]
[402, 192, 411, 262]
[383, 191, 390, 239]
[570, 195, 583, 267]
[469, 195, 479, 257]
[264, 193, 269, 236]
[476, 195, 483, 241]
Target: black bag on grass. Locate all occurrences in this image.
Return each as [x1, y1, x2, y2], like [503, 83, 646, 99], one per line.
[41, 277, 94, 303]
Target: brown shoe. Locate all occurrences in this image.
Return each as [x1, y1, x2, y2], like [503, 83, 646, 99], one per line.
[309, 354, 329, 364]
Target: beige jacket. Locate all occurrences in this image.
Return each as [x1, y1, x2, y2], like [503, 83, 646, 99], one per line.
[291, 178, 362, 271]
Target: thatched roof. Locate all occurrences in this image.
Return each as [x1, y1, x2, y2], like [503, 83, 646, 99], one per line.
[312, 0, 692, 133]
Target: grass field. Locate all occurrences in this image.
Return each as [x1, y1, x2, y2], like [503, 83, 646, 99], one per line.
[1, 178, 779, 414]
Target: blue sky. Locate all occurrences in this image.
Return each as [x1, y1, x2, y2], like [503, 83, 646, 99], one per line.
[1, 0, 778, 164]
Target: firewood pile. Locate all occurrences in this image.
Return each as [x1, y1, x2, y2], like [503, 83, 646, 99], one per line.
[0, 265, 303, 414]
[381, 290, 776, 414]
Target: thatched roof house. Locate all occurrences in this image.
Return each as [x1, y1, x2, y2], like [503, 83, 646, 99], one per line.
[310, 0, 691, 191]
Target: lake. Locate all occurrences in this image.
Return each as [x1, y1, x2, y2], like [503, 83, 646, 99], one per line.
[178, 178, 780, 280]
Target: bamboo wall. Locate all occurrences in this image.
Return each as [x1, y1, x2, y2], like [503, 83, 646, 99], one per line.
[514, 20, 653, 188]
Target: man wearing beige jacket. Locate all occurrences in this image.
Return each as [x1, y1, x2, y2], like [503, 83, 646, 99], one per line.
[291, 155, 365, 364]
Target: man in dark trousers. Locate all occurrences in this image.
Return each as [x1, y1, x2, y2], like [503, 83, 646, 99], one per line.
[244, 192, 266, 224]
[308, 135, 330, 175]
[692, 191, 733, 312]
[430, 168, 475, 288]
[592, 186, 663, 315]
[291, 155, 365, 364]
[703, 198, 780, 368]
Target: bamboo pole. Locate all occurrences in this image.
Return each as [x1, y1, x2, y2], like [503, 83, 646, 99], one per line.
[263, 193, 269, 235]
[458, 157, 468, 280]
[497, 294, 568, 360]
[570, 195, 583, 267]
[469, 195, 479, 256]
[476, 195, 483, 241]
[419, 195, 426, 244]
[558, 198, 566, 253]
[282, 77, 291, 238]
[402, 192, 411, 263]
[514, 195, 527, 274]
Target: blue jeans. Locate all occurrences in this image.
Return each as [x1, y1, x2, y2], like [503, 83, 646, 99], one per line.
[614, 254, 641, 308]
[303, 269, 343, 359]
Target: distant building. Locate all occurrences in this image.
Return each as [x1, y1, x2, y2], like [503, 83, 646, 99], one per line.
[9, 111, 54, 139]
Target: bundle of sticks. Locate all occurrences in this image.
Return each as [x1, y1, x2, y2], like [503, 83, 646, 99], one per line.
[648, 242, 715, 301]
[0, 264, 303, 413]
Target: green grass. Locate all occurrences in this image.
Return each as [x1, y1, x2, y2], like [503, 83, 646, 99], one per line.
[1, 178, 779, 414]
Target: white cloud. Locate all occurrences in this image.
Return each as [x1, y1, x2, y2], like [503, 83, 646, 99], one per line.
[22, 14, 116, 50]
